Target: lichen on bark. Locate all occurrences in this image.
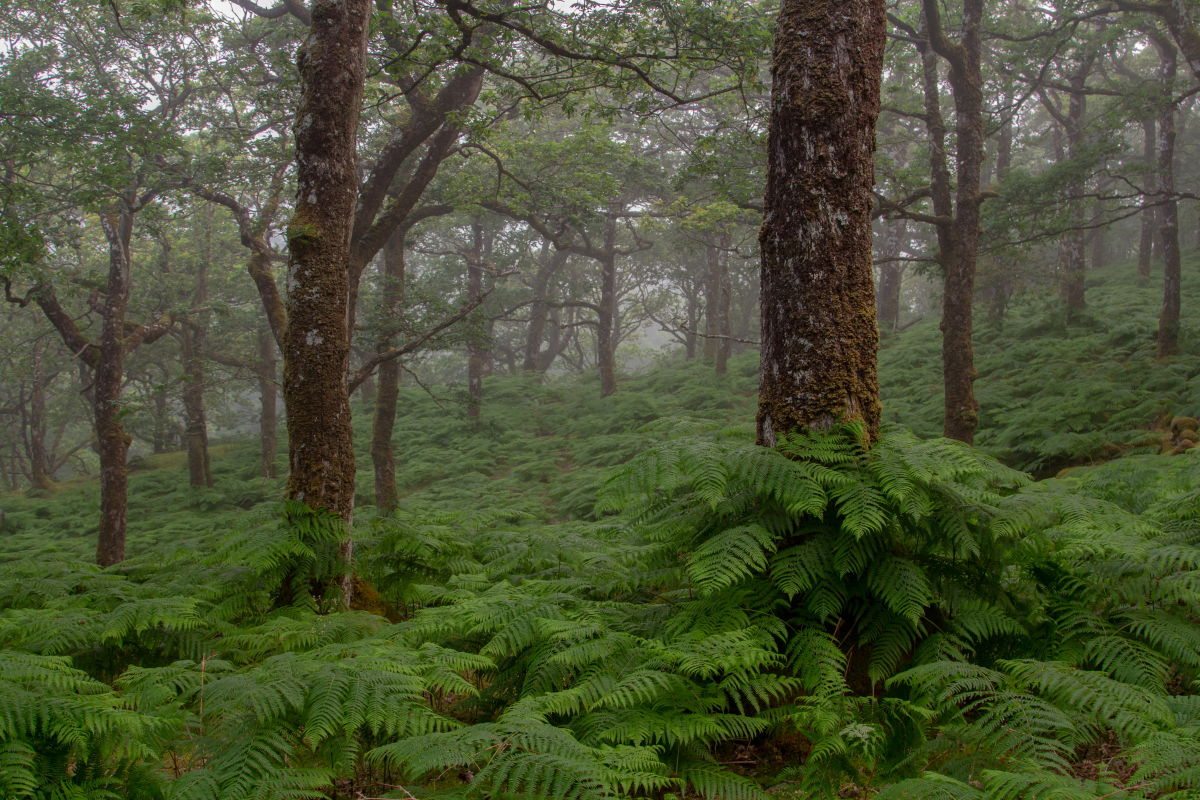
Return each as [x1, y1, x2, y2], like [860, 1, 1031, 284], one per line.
[756, 0, 886, 447]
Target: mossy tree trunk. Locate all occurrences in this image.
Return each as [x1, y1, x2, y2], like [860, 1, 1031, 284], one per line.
[756, 0, 885, 447]
[282, 0, 371, 604]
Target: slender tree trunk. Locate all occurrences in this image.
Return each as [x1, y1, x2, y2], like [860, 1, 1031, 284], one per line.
[181, 214, 213, 488]
[876, 218, 907, 332]
[1139, 117, 1158, 282]
[372, 229, 404, 513]
[923, 0, 984, 444]
[757, 0, 885, 446]
[1156, 37, 1182, 358]
[597, 206, 619, 398]
[282, 0, 370, 604]
[94, 206, 135, 567]
[257, 325, 278, 480]
[715, 249, 732, 375]
[466, 222, 488, 419]
[523, 248, 569, 373]
[1059, 55, 1094, 317]
[180, 326, 212, 488]
[684, 285, 700, 360]
[27, 342, 54, 492]
[703, 242, 720, 363]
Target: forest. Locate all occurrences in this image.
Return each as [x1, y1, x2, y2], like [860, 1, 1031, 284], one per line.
[2, 0, 1200, 797]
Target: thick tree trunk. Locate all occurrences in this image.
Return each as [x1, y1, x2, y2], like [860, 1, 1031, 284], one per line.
[372, 230, 404, 513]
[282, 0, 370, 604]
[757, 0, 885, 446]
[257, 326, 278, 480]
[1156, 39, 1182, 358]
[597, 207, 619, 398]
[1139, 118, 1158, 282]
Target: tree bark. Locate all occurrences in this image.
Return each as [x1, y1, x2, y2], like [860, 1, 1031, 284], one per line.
[757, 0, 885, 446]
[26, 341, 54, 492]
[523, 247, 569, 373]
[876, 218, 907, 333]
[282, 0, 371, 604]
[1139, 117, 1158, 282]
[923, 0, 984, 444]
[181, 212, 213, 488]
[94, 206, 135, 567]
[257, 325, 278, 480]
[1055, 53, 1095, 317]
[1155, 36, 1182, 358]
[466, 221, 490, 419]
[372, 229, 404, 513]
[597, 206, 619, 398]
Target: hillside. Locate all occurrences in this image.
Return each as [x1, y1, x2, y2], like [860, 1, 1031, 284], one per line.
[2, 262, 1200, 799]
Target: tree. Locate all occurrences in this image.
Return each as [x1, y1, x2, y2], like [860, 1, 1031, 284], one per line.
[280, 0, 371, 605]
[0, 3, 200, 564]
[756, 0, 886, 446]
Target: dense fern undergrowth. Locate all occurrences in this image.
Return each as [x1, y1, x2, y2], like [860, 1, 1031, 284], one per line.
[3, 264, 1200, 799]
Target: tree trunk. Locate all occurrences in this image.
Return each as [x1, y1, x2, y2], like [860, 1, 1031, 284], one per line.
[180, 326, 212, 488]
[466, 221, 488, 419]
[1139, 117, 1158, 282]
[757, 0, 885, 446]
[703, 242, 720, 363]
[1155, 37, 1182, 358]
[1058, 54, 1094, 317]
[684, 285, 700, 360]
[715, 252, 732, 375]
[372, 229, 404, 513]
[257, 325, 278, 480]
[282, 0, 370, 604]
[876, 218, 907, 333]
[27, 342, 54, 492]
[703, 236, 733, 372]
[523, 248, 569, 373]
[923, 0, 984, 444]
[597, 207, 619, 398]
[181, 214, 213, 488]
[94, 207, 135, 567]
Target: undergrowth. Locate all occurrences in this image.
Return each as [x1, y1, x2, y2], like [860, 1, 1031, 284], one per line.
[2, 264, 1200, 798]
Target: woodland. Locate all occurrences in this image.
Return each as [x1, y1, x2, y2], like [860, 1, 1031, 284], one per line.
[2, 0, 1200, 798]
